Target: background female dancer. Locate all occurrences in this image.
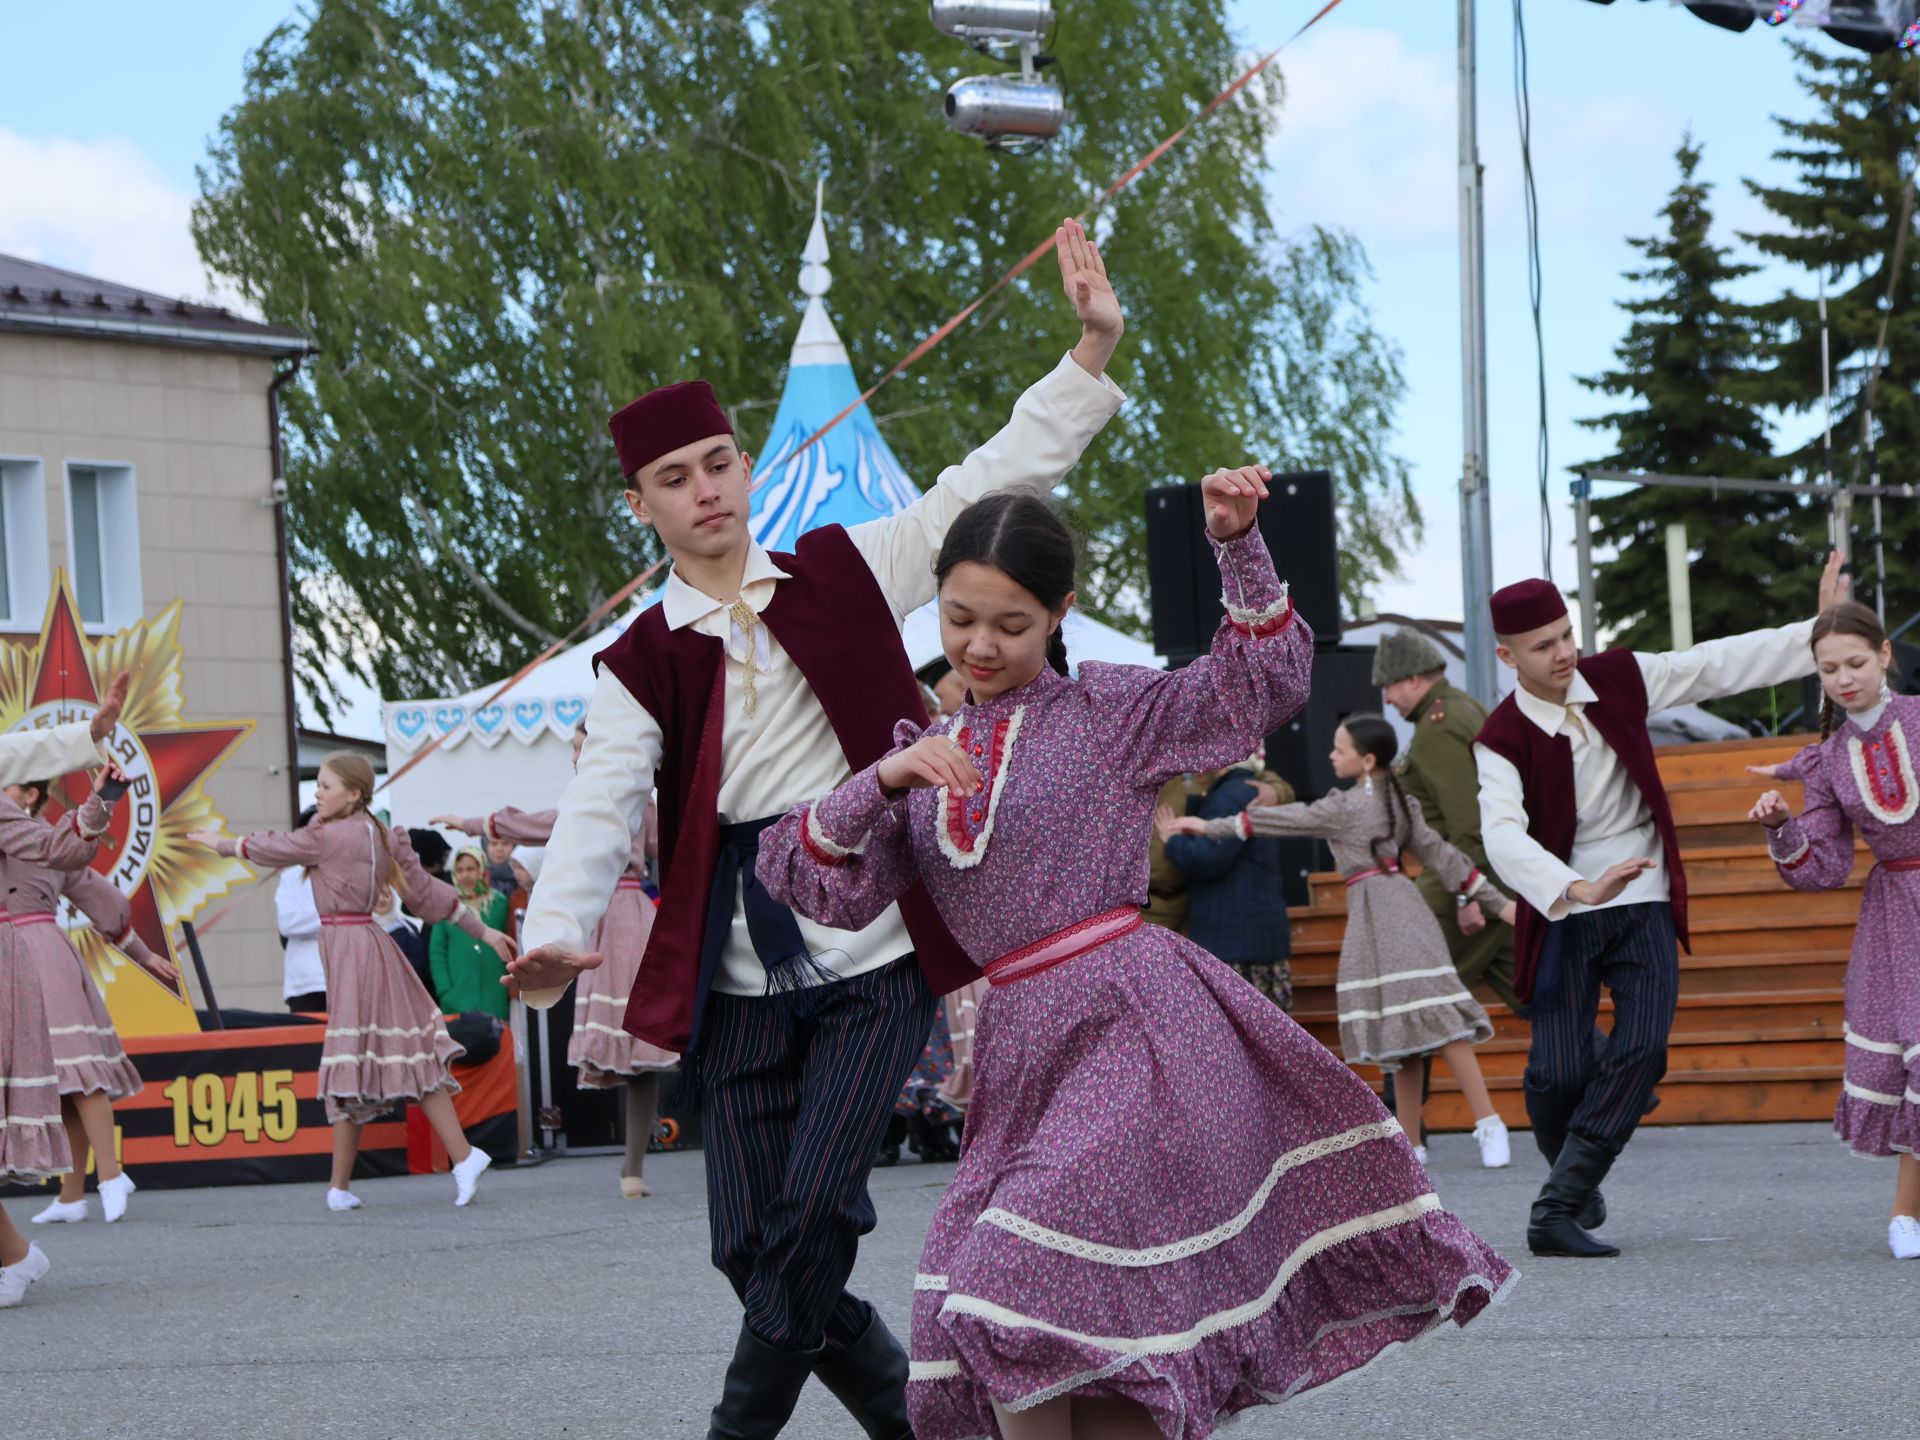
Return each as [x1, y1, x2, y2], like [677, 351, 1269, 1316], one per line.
[1748, 601, 1920, 1259]
[1162, 713, 1516, 1168]
[759, 478, 1511, 1440]
[437, 726, 675, 1198]
[11, 775, 180, 1225]
[0, 773, 120, 1304]
[188, 753, 514, 1211]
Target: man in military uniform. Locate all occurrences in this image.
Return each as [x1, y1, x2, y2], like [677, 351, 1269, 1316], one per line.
[1374, 629, 1525, 1016]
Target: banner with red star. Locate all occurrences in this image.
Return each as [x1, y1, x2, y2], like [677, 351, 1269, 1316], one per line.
[4, 575, 254, 1037]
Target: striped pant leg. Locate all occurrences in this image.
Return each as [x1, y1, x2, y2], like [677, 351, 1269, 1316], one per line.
[1570, 902, 1678, 1148]
[1522, 910, 1606, 1147]
[743, 957, 936, 1352]
[701, 989, 807, 1339]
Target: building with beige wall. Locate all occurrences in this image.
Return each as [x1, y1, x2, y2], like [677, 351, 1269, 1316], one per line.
[0, 254, 313, 1017]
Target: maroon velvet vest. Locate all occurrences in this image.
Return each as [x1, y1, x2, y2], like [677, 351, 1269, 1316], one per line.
[1473, 648, 1690, 1002]
[594, 524, 978, 1051]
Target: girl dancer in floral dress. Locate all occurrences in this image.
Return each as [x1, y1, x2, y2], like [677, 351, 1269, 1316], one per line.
[189, 753, 515, 1212]
[758, 476, 1512, 1440]
[1748, 601, 1920, 1259]
[1161, 713, 1516, 1169]
[0, 772, 120, 1305]
[437, 724, 676, 1198]
[14, 775, 180, 1226]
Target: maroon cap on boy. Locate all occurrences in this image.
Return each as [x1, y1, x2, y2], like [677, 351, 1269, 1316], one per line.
[607, 380, 733, 479]
[1489, 579, 1568, 636]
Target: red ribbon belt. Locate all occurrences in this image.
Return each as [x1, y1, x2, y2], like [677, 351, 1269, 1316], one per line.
[321, 914, 374, 927]
[1344, 861, 1402, 887]
[983, 907, 1143, 987]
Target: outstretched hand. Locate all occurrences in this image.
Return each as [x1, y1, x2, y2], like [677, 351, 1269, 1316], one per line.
[1200, 465, 1270, 541]
[1155, 803, 1206, 842]
[1058, 217, 1123, 376]
[1817, 549, 1851, 614]
[430, 814, 474, 834]
[1568, 857, 1656, 908]
[503, 942, 601, 998]
[1749, 790, 1793, 830]
[90, 671, 132, 742]
[1744, 763, 1783, 781]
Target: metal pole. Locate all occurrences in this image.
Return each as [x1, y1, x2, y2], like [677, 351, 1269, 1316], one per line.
[1665, 522, 1693, 651]
[1573, 477, 1597, 657]
[1458, 0, 1497, 703]
[178, 921, 225, 1031]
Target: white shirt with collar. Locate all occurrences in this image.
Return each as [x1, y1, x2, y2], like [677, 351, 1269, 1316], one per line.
[1474, 618, 1816, 921]
[520, 352, 1125, 1005]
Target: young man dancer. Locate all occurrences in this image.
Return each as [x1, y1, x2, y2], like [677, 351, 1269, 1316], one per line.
[1473, 558, 1846, 1259]
[505, 220, 1125, 1439]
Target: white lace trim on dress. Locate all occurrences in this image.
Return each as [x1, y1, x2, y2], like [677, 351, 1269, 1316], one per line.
[941, 1194, 1443, 1356]
[975, 1120, 1403, 1268]
[1335, 966, 1461, 993]
[1844, 1079, 1902, 1106]
[1847, 720, 1920, 825]
[1843, 1025, 1905, 1056]
[1338, 991, 1478, 1022]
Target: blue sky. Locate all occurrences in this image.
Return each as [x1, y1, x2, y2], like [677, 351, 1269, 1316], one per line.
[0, 0, 1839, 638]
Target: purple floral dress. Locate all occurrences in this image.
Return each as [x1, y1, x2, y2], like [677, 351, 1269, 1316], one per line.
[759, 530, 1512, 1440]
[1767, 693, 1920, 1158]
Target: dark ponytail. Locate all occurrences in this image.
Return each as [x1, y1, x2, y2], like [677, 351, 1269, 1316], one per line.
[1341, 714, 1410, 863]
[934, 492, 1077, 678]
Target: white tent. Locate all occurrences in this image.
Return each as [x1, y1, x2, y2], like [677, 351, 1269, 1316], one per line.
[382, 186, 1159, 825]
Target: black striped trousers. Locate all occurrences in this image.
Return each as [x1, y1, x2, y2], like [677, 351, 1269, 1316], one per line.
[1523, 902, 1678, 1151]
[700, 954, 936, 1352]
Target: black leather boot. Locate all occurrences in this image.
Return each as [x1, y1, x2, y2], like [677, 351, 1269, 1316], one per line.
[1533, 1130, 1605, 1231]
[813, 1306, 912, 1440]
[1527, 1134, 1622, 1258]
[707, 1323, 819, 1440]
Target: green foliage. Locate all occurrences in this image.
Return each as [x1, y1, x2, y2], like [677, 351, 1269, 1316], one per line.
[1743, 42, 1920, 618]
[1578, 136, 1795, 664]
[193, 0, 1413, 710]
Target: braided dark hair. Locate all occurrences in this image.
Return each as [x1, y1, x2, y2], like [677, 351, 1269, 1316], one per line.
[1812, 601, 1891, 740]
[933, 492, 1076, 677]
[1341, 714, 1411, 864]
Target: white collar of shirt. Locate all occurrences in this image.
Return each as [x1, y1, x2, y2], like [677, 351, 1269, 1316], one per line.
[1514, 669, 1599, 736]
[661, 542, 792, 631]
[1846, 695, 1891, 731]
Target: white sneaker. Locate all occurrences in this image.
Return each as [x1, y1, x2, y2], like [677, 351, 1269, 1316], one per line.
[452, 1149, 491, 1207]
[325, 1187, 362, 1213]
[1412, 1144, 1430, 1165]
[98, 1172, 136, 1223]
[1890, 1216, 1920, 1261]
[0, 1243, 51, 1308]
[30, 1198, 87, 1225]
[1473, 1115, 1512, 1169]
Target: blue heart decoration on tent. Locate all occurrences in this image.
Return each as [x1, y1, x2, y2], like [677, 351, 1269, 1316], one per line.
[433, 705, 466, 736]
[553, 697, 587, 729]
[512, 700, 546, 733]
[393, 708, 428, 739]
[473, 705, 505, 734]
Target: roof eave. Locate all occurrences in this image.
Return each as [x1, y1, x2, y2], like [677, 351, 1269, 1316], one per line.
[0, 309, 317, 358]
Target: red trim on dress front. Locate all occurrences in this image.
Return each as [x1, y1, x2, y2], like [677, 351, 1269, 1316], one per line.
[943, 716, 1014, 860]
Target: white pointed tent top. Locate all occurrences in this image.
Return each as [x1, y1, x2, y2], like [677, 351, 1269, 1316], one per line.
[791, 176, 850, 368]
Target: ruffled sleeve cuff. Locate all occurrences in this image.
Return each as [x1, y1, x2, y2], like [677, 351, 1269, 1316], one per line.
[801, 759, 904, 868]
[1211, 529, 1293, 639]
[71, 794, 113, 840]
[1767, 818, 1813, 871]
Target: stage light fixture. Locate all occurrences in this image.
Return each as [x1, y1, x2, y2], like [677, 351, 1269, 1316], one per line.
[929, 0, 1062, 150]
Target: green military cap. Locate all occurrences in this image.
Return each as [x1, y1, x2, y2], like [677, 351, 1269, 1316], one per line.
[1370, 628, 1448, 687]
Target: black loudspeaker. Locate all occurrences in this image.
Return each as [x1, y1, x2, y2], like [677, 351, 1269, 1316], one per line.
[1145, 472, 1343, 662]
[1263, 644, 1380, 802]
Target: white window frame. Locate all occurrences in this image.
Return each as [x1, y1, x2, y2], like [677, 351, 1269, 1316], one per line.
[0, 456, 51, 629]
[62, 459, 142, 633]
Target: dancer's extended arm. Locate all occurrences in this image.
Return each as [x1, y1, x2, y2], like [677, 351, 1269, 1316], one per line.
[1752, 749, 1856, 892]
[1638, 550, 1848, 711]
[439, 808, 558, 846]
[1403, 797, 1510, 913]
[0, 788, 113, 869]
[0, 670, 130, 786]
[62, 867, 178, 985]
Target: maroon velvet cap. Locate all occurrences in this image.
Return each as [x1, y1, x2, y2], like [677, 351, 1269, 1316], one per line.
[608, 380, 734, 479]
[1489, 578, 1568, 636]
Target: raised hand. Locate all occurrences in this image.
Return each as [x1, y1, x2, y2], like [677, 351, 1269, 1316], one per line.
[1200, 465, 1270, 541]
[1058, 217, 1123, 375]
[90, 671, 132, 742]
[878, 735, 982, 796]
[1568, 857, 1656, 908]
[1749, 790, 1793, 830]
[1818, 549, 1851, 614]
[503, 941, 601, 997]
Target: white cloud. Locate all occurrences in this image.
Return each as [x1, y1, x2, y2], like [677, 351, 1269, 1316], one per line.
[1266, 24, 1682, 250]
[0, 127, 247, 311]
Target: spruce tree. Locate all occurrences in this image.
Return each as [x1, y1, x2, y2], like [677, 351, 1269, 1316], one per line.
[1745, 42, 1920, 620]
[1578, 137, 1790, 666]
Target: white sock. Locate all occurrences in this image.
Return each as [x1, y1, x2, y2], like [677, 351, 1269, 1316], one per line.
[452, 1149, 491, 1207]
[326, 1187, 362, 1212]
[30, 1198, 88, 1225]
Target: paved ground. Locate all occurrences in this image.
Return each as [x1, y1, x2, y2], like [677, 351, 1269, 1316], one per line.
[4, 1123, 1911, 1439]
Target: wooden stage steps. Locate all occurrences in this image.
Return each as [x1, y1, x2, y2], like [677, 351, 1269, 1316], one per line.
[1286, 734, 1860, 1131]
